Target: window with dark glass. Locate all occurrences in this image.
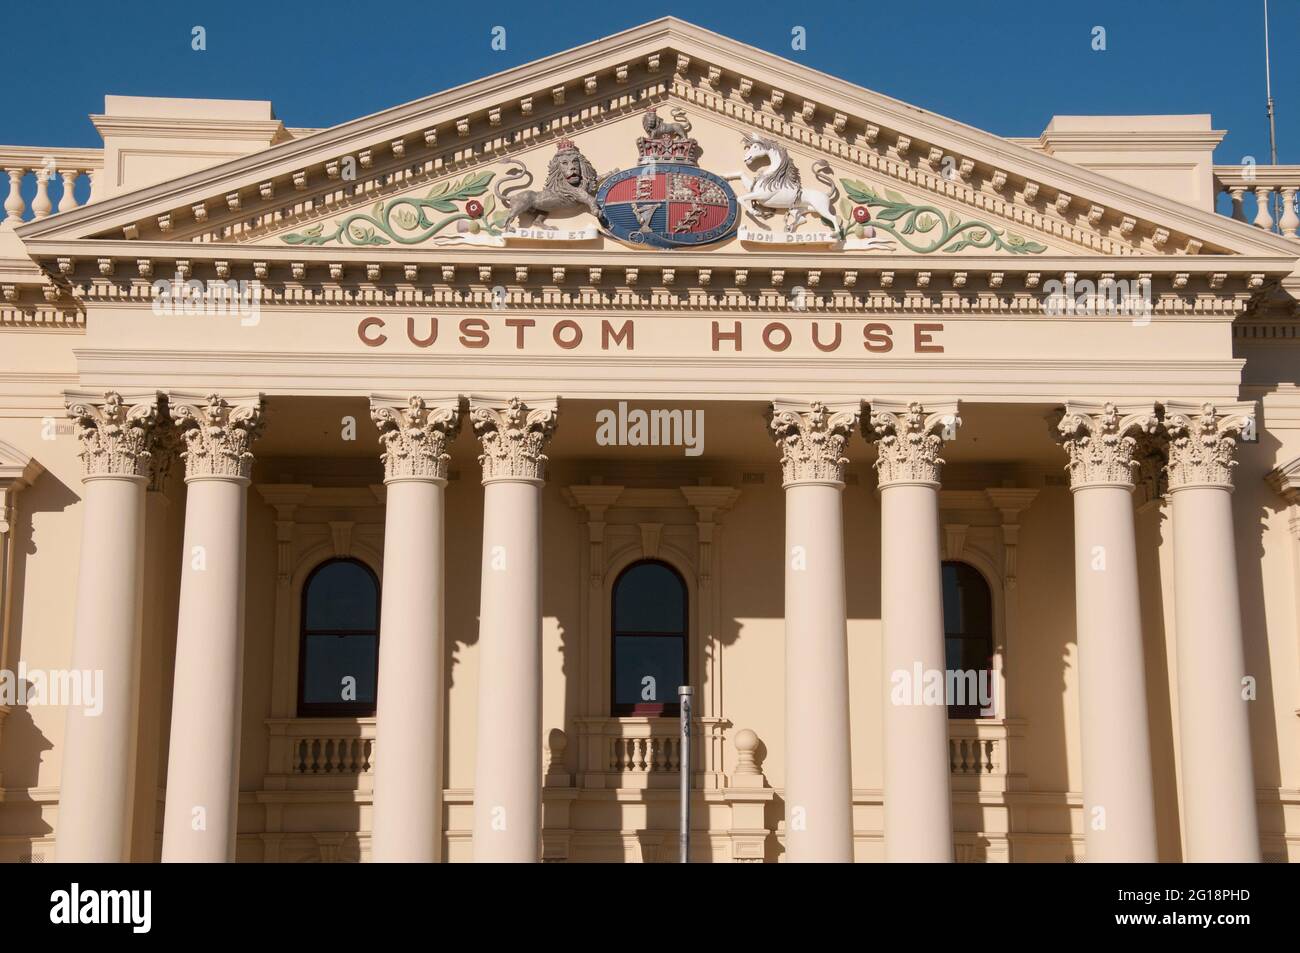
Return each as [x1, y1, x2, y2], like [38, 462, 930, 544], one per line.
[611, 560, 687, 716]
[941, 561, 994, 719]
[298, 558, 380, 717]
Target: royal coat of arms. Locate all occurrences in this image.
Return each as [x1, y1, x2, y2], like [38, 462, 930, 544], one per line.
[597, 108, 739, 249]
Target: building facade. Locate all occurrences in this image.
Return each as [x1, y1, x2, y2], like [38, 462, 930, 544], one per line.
[1, 18, 1299, 862]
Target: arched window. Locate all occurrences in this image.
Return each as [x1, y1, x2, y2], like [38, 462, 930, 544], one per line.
[298, 558, 380, 717]
[941, 561, 995, 719]
[611, 560, 688, 716]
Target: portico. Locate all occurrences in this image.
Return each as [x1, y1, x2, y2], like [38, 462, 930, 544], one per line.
[1, 18, 1298, 864]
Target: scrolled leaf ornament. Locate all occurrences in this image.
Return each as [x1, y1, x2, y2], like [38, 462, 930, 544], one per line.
[1163, 402, 1254, 491]
[471, 397, 558, 483]
[370, 395, 462, 482]
[1055, 402, 1159, 489]
[171, 393, 264, 481]
[65, 390, 161, 479]
[866, 401, 960, 487]
[281, 171, 497, 246]
[769, 400, 859, 485]
[839, 178, 1048, 254]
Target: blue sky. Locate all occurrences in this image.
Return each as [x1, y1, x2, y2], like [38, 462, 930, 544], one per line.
[3, 0, 1296, 165]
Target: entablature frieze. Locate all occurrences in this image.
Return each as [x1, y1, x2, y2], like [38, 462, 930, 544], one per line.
[17, 246, 1287, 319]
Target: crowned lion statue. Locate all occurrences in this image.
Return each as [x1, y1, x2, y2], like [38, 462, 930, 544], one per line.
[494, 140, 608, 229]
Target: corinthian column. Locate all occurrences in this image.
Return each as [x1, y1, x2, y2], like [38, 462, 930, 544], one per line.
[469, 396, 557, 863]
[1163, 401, 1261, 862]
[56, 391, 163, 862]
[369, 394, 461, 862]
[866, 400, 959, 862]
[161, 393, 263, 863]
[769, 401, 857, 862]
[1056, 402, 1159, 861]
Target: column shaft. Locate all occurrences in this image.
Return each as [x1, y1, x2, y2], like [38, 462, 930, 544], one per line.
[784, 482, 853, 861]
[57, 390, 160, 863]
[371, 481, 445, 860]
[472, 479, 543, 861]
[160, 392, 262, 863]
[1072, 485, 1158, 860]
[468, 396, 556, 863]
[57, 475, 147, 861]
[868, 400, 960, 863]
[880, 482, 953, 861]
[1163, 401, 1260, 862]
[369, 395, 460, 862]
[1171, 486, 1259, 860]
[161, 478, 248, 861]
[1057, 402, 1160, 862]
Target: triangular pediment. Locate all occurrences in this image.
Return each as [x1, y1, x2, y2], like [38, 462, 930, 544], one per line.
[16, 17, 1300, 265]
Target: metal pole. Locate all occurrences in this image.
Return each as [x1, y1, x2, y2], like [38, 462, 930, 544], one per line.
[679, 685, 693, 863]
[1264, 0, 1280, 226]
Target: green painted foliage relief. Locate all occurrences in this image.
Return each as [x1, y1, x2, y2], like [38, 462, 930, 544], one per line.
[281, 171, 498, 246]
[839, 178, 1049, 254]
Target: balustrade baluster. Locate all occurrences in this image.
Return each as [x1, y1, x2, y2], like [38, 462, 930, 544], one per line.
[30, 170, 52, 220]
[3, 169, 25, 226]
[1253, 186, 1275, 231]
[1280, 187, 1300, 238]
[57, 170, 79, 213]
[1228, 186, 1247, 221]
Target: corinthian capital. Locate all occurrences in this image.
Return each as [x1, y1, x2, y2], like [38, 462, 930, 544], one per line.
[169, 392, 265, 482]
[769, 400, 859, 486]
[469, 396, 558, 483]
[369, 394, 462, 482]
[1055, 401, 1159, 489]
[65, 390, 163, 479]
[865, 400, 960, 488]
[1162, 401, 1257, 491]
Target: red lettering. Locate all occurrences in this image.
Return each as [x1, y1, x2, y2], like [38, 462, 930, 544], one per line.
[504, 318, 535, 349]
[914, 322, 944, 353]
[712, 321, 742, 352]
[406, 316, 437, 348]
[358, 316, 386, 347]
[863, 322, 893, 352]
[458, 318, 489, 348]
[811, 321, 842, 352]
[553, 319, 582, 349]
[602, 319, 634, 350]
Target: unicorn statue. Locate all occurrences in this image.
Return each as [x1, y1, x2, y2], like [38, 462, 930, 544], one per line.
[722, 133, 842, 234]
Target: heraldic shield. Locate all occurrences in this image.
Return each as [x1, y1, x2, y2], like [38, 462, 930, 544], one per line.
[597, 112, 739, 249]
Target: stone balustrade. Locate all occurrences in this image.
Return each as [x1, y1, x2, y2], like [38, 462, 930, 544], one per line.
[1214, 165, 1300, 238]
[264, 717, 375, 791]
[947, 718, 1016, 795]
[0, 147, 104, 227]
[573, 715, 728, 790]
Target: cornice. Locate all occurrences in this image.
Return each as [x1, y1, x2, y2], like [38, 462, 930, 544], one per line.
[14, 17, 1300, 264]
[88, 115, 290, 142]
[1042, 130, 1227, 151]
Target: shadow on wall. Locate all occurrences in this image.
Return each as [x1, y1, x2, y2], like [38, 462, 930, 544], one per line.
[1237, 402, 1284, 858]
[0, 466, 78, 860]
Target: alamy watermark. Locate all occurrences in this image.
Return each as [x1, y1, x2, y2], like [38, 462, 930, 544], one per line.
[1043, 274, 1153, 323]
[0, 664, 103, 716]
[151, 273, 261, 326]
[595, 401, 704, 457]
[890, 663, 995, 716]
